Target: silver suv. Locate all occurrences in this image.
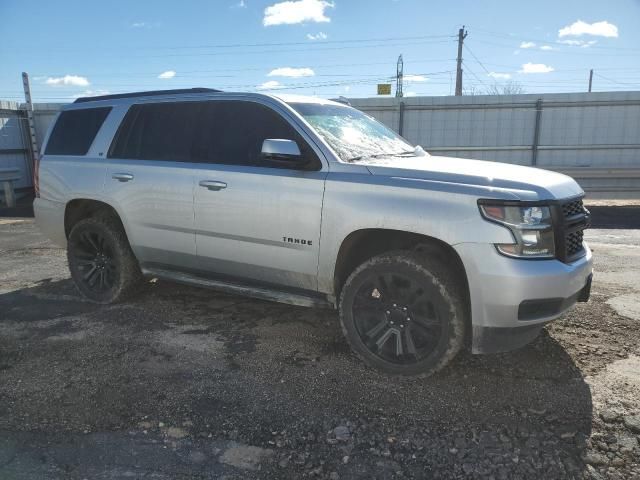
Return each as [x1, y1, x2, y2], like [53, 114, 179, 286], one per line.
[34, 88, 593, 376]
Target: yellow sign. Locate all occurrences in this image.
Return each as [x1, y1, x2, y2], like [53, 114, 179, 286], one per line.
[377, 83, 392, 95]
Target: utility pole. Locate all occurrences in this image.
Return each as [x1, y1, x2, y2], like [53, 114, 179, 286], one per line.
[455, 26, 468, 96]
[396, 54, 404, 98]
[588, 69, 594, 93]
[21, 72, 38, 184]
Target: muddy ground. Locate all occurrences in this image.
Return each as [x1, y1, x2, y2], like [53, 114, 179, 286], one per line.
[0, 218, 638, 479]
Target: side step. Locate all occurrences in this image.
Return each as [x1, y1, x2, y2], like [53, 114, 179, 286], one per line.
[141, 267, 335, 309]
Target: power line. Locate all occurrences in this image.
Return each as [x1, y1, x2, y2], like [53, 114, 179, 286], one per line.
[8, 33, 457, 53]
[463, 44, 492, 76]
[467, 26, 640, 52]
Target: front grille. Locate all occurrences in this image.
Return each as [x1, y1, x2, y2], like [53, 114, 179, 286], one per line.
[555, 197, 589, 262]
[562, 199, 584, 218]
[565, 229, 585, 257]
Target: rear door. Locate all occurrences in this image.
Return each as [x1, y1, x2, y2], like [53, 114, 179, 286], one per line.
[191, 100, 327, 291]
[105, 101, 199, 269]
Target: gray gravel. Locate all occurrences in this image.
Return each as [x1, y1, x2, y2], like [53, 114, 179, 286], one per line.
[0, 219, 639, 479]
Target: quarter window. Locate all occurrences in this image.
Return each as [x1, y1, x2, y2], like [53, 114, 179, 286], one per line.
[45, 107, 112, 156]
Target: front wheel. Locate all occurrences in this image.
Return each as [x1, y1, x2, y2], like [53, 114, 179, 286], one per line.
[339, 251, 467, 376]
[67, 215, 142, 303]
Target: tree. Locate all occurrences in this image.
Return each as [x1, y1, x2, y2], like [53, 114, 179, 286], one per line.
[484, 81, 526, 95]
[463, 81, 526, 96]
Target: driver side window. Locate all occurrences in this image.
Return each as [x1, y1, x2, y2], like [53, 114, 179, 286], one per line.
[192, 100, 320, 169]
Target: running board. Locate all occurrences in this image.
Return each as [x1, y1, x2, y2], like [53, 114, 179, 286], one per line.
[141, 267, 335, 309]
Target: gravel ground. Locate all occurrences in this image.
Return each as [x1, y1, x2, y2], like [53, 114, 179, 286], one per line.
[0, 218, 639, 479]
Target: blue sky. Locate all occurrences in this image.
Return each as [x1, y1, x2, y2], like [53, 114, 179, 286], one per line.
[1, 0, 639, 102]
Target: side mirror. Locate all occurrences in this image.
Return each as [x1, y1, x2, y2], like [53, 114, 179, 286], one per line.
[261, 139, 303, 163]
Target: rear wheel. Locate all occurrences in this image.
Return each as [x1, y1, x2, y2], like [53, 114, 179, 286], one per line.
[339, 251, 466, 376]
[67, 215, 141, 303]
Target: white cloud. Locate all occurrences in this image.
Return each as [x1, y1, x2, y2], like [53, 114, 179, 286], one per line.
[158, 70, 176, 79]
[540, 45, 554, 51]
[131, 21, 160, 28]
[519, 63, 554, 74]
[306, 32, 327, 40]
[45, 75, 90, 87]
[237, 0, 247, 7]
[268, 67, 315, 77]
[559, 20, 618, 38]
[257, 80, 285, 90]
[488, 72, 512, 80]
[70, 89, 110, 99]
[404, 74, 428, 83]
[405, 92, 418, 97]
[559, 39, 598, 48]
[263, 0, 334, 26]
[520, 41, 536, 49]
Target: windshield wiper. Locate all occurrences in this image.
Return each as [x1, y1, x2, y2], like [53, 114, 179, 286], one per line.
[346, 152, 408, 162]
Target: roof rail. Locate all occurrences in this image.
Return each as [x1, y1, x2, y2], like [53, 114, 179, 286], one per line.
[73, 88, 222, 104]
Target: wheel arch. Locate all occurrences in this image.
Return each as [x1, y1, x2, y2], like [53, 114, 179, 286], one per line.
[332, 228, 471, 337]
[64, 198, 127, 240]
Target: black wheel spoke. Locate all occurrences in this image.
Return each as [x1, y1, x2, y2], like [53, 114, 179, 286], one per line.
[409, 319, 433, 339]
[403, 328, 417, 356]
[82, 232, 100, 253]
[83, 265, 98, 281]
[76, 259, 95, 268]
[365, 319, 388, 339]
[371, 327, 394, 351]
[394, 330, 403, 356]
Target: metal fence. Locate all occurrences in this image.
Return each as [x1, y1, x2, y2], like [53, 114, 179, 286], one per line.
[1, 91, 639, 199]
[350, 91, 640, 198]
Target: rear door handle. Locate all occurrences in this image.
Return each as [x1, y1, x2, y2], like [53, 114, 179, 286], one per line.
[112, 173, 134, 182]
[199, 180, 227, 191]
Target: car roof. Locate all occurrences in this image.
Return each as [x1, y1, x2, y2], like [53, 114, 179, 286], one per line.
[67, 89, 348, 110]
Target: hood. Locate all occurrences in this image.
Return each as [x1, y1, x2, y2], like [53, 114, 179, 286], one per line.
[360, 155, 583, 201]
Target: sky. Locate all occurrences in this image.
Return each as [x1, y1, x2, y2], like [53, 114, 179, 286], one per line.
[1, 0, 639, 103]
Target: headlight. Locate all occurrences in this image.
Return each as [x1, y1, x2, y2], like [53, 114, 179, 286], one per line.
[479, 202, 555, 259]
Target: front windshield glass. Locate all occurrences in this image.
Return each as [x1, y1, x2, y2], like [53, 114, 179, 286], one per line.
[290, 102, 416, 162]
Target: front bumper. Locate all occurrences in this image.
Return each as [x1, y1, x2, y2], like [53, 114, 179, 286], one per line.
[454, 242, 593, 354]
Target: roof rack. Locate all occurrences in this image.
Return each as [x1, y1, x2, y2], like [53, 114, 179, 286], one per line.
[73, 88, 222, 104]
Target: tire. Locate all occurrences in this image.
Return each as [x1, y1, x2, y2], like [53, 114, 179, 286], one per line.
[338, 250, 466, 376]
[67, 215, 142, 304]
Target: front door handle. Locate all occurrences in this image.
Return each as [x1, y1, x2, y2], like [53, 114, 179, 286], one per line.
[199, 180, 227, 191]
[112, 173, 134, 182]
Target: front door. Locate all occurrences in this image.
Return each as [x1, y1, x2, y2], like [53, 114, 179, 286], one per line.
[191, 100, 327, 291]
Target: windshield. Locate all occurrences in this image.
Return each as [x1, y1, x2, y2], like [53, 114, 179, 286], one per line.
[290, 102, 416, 162]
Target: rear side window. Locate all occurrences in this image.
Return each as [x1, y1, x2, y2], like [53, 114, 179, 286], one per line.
[109, 102, 200, 161]
[45, 107, 112, 156]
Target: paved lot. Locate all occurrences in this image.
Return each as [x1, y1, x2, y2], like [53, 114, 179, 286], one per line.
[0, 218, 639, 479]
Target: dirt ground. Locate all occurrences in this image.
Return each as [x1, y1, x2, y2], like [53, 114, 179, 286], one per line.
[0, 218, 639, 479]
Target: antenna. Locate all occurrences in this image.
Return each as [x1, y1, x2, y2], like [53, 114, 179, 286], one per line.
[396, 54, 404, 98]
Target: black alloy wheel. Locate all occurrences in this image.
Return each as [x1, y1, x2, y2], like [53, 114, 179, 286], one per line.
[339, 251, 466, 376]
[70, 227, 117, 294]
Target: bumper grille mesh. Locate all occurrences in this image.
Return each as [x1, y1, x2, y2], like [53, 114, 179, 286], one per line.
[558, 198, 588, 261]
